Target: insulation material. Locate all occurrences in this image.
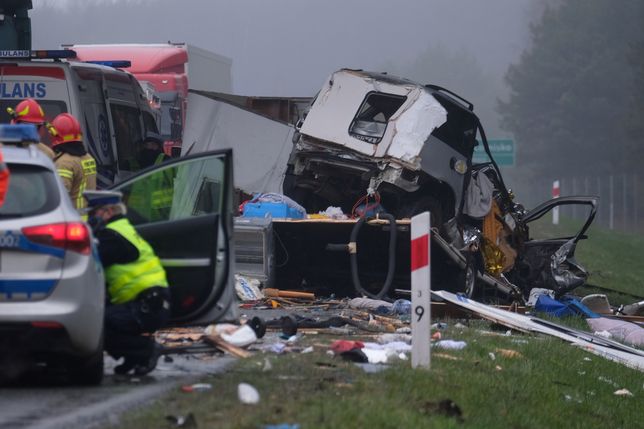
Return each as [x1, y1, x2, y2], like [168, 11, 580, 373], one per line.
[387, 90, 447, 163]
[587, 317, 644, 347]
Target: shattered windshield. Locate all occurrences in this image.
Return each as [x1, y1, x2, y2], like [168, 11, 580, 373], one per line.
[348, 92, 406, 144]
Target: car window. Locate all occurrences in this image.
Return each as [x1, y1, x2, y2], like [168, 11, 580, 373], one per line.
[349, 92, 406, 144]
[116, 155, 225, 225]
[526, 203, 594, 240]
[0, 164, 60, 218]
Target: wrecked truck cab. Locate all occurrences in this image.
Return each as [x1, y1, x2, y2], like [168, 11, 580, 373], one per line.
[284, 69, 598, 301]
[285, 69, 478, 224]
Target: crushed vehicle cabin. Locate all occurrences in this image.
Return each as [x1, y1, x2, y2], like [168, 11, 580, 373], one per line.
[283, 69, 598, 303]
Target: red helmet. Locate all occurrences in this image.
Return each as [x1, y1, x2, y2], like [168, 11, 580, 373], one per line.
[7, 98, 46, 125]
[48, 113, 83, 147]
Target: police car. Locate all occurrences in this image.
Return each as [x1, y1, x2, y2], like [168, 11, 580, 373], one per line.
[0, 49, 161, 187]
[0, 124, 105, 385]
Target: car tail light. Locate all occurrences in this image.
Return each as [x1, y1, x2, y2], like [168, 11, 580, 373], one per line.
[22, 222, 91, 255]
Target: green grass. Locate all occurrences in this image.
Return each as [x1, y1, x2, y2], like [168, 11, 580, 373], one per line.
[114, 323, 643, 429]
[577, 225, 644, 299]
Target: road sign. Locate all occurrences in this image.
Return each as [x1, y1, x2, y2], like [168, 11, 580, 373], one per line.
[472, 139, 515, 167]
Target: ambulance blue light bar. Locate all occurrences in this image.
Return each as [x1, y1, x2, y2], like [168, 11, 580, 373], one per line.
[0, 50, 77, 60]
[0, 124, 40, 144]
[84, 60, 132, 69]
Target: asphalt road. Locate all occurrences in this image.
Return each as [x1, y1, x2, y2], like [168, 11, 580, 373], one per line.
[0, 354, 236, 429]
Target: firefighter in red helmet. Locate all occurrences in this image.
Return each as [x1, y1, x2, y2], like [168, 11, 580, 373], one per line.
[47, 113, 97, 210]
[6, 98, 55, 160]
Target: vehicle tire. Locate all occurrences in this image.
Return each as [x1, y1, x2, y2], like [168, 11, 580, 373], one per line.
[69, 337, 104, 386]
[457, 251, 481, 298]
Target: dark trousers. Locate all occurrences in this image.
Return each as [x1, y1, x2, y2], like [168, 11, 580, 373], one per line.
[104, 289, 170, 364]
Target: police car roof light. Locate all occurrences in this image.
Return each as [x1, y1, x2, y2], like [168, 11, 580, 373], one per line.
[85, 60, 132, 69]
[0, 124, 40, 144]
[0, 49, 77, 60]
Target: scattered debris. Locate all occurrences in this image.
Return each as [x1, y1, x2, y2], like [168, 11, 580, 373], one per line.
[495, 348, 523, 359]
[181, 383, 213, 393]
[238, 383, 261, 405]
[434, 340, 467, 350]
[434, 290, 644, 371]
[235, 275, 264, 301]
[165, 413, 197, 428]
[586, 317, 644, 347]
[264, 288, 315, 300]
[614, 388, 634, 397]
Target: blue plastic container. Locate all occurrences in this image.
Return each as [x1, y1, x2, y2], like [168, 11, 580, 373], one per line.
[242, 202, 305, 219]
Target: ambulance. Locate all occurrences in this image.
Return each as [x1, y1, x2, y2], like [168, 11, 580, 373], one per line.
[0, 49, 160, 186]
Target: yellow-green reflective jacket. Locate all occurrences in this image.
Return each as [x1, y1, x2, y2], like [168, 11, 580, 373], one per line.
[105, 218, 168, 304]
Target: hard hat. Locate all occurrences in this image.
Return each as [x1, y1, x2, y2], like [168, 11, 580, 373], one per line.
[6, 99, 46, 125]
[48, 113, 83, 147]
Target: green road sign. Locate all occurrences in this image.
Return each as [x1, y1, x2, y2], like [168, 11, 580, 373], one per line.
[472, 139, 515, 167]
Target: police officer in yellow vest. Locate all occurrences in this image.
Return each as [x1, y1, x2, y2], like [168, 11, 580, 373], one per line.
[48, 113, 96, 210]
[84, 190, 171, 376]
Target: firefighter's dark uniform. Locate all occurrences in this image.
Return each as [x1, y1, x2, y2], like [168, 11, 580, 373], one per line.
[91, 208, 171, 375]
[54, 142, 97, 210]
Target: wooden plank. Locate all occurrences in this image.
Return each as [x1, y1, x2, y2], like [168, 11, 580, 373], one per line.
[203, 334, 252, 358]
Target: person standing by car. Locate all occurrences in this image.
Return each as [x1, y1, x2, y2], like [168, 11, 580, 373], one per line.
[47, 113, 97, 210]
[6, 98, 55, 160]
[84, 190, 170, 376]
[138, 131, 170, 169]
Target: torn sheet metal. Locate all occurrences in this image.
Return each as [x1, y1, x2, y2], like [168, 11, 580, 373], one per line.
[433, 290, 644, 372]
[385, 90, 447, 164]
[299, 69, 446, 167]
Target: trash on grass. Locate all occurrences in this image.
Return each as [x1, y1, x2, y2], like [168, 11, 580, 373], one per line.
[495, 348, 523, 359]
[580, 294, 612, 315]
[238, 382, 261, 404]
[166, 413, 197, 428]
[181, 383, 213, 393]
[263, 424, 301, 429]
[433, 340, 467, 350]
[355, 362, 389, 373]
[614, 388, 634, 397]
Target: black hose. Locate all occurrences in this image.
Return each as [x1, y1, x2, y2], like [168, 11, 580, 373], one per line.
[350, 214, 397, 300]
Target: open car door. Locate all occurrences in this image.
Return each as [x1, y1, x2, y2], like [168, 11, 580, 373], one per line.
[511, 196, 598, 297]
[110, 149, 236, 325]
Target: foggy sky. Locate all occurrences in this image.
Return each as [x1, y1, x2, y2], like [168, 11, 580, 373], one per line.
[32, 0, 537, 97]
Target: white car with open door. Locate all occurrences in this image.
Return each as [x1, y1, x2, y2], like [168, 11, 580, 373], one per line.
[109, 149, 237, 324]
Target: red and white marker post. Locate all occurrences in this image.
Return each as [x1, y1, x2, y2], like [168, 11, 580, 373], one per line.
[411, 211, 431, 369]
[552, 180, 560, 225]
